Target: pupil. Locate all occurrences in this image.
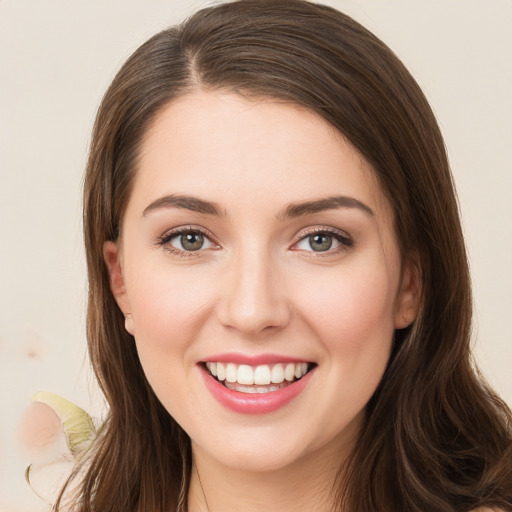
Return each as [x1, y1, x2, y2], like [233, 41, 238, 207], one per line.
[309, 234, 332, 252]
[181, 232, 204, 251]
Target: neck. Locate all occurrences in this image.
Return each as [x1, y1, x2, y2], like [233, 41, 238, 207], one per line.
[187, 439, 352, 512]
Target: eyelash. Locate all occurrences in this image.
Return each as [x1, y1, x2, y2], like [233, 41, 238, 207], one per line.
[156, 226, 354, 256]
[292, 227, 354, 256]
[157, 226, 218, 257]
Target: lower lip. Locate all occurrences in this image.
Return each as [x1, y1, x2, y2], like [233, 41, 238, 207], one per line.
[201, 366, 313, 414]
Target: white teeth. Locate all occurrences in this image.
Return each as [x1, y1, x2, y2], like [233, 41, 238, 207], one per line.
[271, 364, 284, 384]
[254, 365, 271, 385]
[226, 363, 237, 383]
[205, 361, 310, 388]
[225, 381, 258, 393]
[237, 365, 254, 385]
[216, 363, 226, 381]
[224, 381, 289, 394]
[284, 363, 296, 381]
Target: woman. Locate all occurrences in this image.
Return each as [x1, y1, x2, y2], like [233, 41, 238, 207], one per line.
[55, 0, 512, 510]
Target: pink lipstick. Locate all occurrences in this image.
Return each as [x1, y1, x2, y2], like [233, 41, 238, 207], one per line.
[200, 354, 315, 414]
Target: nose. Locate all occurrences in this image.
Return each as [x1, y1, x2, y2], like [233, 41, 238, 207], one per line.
[216, 247, 291, 336]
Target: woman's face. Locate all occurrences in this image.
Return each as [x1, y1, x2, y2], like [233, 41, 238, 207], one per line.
[105, 91, 418, 473]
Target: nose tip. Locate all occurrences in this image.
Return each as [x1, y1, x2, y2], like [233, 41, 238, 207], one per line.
[221, 293, 290, 335]
[216, 258, 291, 336]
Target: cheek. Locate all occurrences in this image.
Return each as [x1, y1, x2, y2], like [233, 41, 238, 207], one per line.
[125, 265, 218, 415]
[126, 264, 216, 353]
[299, 262, 398, 354]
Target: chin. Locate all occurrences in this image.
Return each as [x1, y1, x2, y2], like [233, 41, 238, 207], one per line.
[191, 422, 339, 476]
[207, 446, 306, 474]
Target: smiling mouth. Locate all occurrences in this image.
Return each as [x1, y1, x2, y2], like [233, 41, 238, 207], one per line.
[204, 361, 314, 394]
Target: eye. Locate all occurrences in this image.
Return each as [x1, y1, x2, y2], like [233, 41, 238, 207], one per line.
[174, 231, 212, 251]
[158, 227, 216, 253]
[301, 233, 334, 252]
[293, 228, 353, 253]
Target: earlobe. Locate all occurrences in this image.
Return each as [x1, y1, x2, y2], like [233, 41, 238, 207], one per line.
[395, 258, 422, 329]
[103, 241, 134, 335]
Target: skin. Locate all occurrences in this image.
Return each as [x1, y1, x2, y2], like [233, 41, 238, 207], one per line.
[104, 91, 420, 511]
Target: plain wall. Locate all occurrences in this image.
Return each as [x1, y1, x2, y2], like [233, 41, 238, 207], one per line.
[1, 1, 511, 509]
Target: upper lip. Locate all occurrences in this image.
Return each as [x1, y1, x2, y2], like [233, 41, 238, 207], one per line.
[200, 353, 312, 366]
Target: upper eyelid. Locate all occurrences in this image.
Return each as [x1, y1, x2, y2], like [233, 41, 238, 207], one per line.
[158, 225, 217, 241]
[156, 226, 220, 258]
[291, 226, 354, 253]
[294, 225, 352, 241]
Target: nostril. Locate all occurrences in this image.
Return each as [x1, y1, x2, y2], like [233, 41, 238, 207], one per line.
[215, 269, 291, 334]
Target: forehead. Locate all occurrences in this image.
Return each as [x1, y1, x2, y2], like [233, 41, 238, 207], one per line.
[130, 90, 392, 227]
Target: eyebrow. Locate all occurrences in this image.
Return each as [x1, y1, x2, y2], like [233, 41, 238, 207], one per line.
[142, 194, 225, 217]
[142, 193, 374, 219]
[277, 196, 374, 219]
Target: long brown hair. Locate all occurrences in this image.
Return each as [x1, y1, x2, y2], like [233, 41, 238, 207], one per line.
[59, 1, 512, 510]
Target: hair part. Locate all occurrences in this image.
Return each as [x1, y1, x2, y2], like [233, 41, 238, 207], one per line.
[59, 1, 512, 510]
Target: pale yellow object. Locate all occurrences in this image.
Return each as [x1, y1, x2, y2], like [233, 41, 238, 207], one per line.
[30, 391, 97, 455]
[24, 391, 97, 505]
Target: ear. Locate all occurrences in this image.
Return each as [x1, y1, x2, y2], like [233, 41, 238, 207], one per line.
[103, 241, 134, 335]
[394, 256, 422, 329]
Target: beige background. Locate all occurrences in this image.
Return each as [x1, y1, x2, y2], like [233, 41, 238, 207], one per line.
[1, 0, 511, 510]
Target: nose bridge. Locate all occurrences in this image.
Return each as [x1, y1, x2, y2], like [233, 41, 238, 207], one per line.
[218, 241, 290, 334]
